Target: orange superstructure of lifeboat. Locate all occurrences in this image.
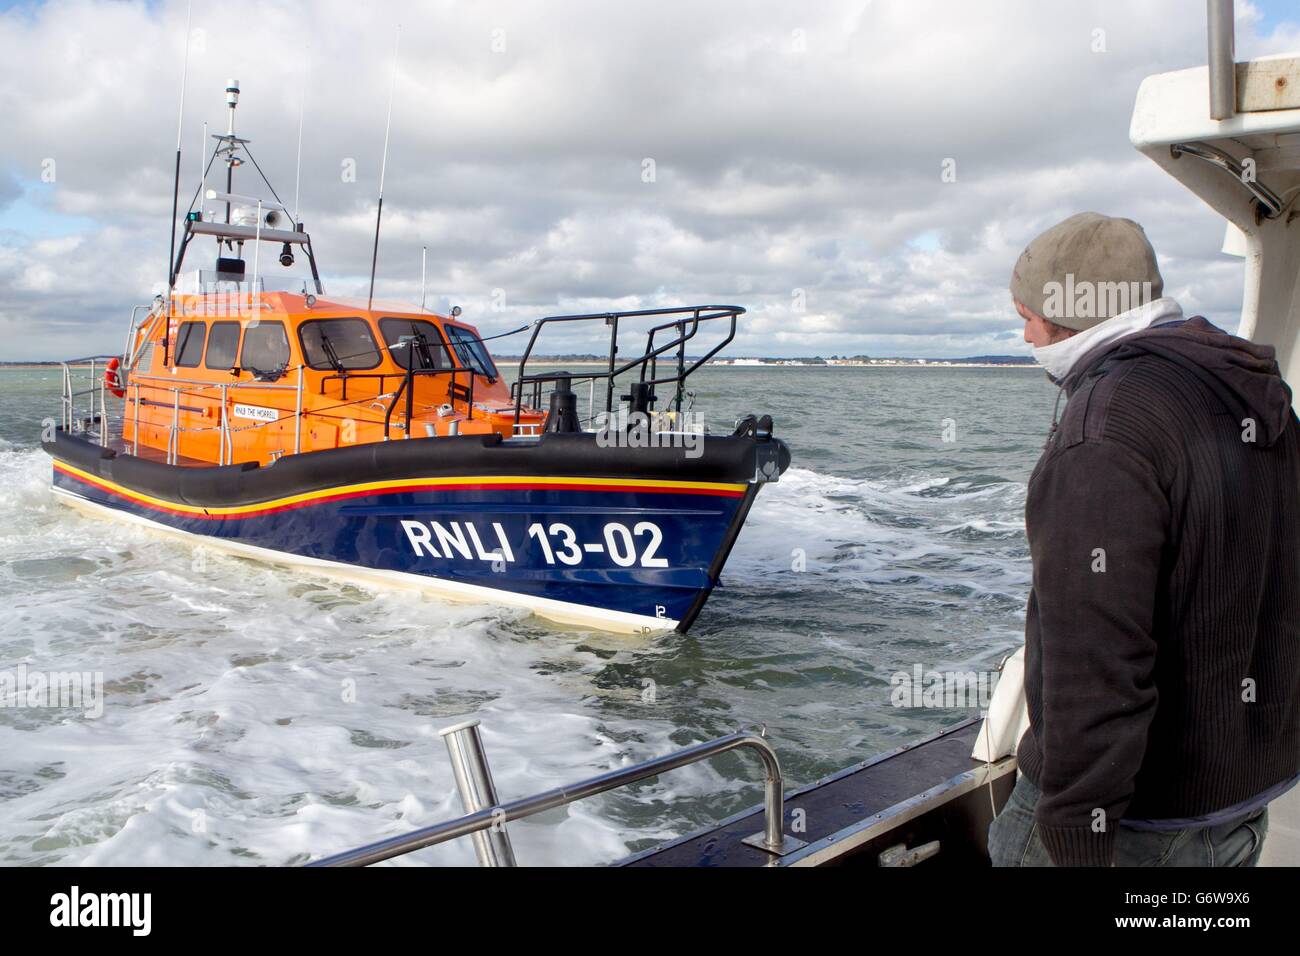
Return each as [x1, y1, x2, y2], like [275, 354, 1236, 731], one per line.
[123, 291, 544, 467]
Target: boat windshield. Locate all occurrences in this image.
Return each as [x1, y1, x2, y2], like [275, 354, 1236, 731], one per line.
[299, 318, 383, 371]
[445, 324, 499, 381]
[380, 318, 450, 370]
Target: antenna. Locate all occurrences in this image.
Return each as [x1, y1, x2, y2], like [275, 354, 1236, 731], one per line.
[293, 56, 310, 227]
[225, 77, 239, 134]
[420, 244, 427, 310]
[219, 78, 241, 225]
[251, 200, 263, 320]
[367, 25, 400, 311]
[164, 0, 194, 367]
[200, 120, 208, 204]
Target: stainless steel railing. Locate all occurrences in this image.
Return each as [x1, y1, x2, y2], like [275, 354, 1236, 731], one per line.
[65, 360, 390, 465]
[309, 723, 805, 867]
[123, 368, 307, 465]
[1169, 141, 1285, 218]
[438, 720, 516, 866]
[60, 361, 115, 448]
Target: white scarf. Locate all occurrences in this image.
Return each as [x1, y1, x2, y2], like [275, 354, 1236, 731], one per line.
[1033, 296, 1184, 383]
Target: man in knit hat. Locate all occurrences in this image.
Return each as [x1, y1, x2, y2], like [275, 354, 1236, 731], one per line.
[988, 212, 1300, 866]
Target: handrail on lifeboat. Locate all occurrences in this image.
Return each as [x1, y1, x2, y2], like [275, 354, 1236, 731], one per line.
[310, 339, 479, 439]
[59, 360, 106, 444]
[107, 367, 300, 464]
[107, 316, 545, 460]
[509, 304, 743, 429]
[116, 339, 482, 461]
[381, 339, 476, 439]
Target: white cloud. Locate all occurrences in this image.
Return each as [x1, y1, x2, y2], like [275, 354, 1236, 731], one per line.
[0, 0, 1295, 360]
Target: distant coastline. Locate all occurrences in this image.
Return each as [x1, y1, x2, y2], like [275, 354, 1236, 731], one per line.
[499, 354, 1038, 368]
[1, 354, 1041, 370]
[503, 355, 1039, 369]
[715, 359, 1038, 369]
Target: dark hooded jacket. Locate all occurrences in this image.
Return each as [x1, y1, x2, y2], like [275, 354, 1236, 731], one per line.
[1017, 316, 1300, 866]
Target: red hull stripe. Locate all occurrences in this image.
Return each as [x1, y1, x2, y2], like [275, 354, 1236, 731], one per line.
[53, 462, 746, 521]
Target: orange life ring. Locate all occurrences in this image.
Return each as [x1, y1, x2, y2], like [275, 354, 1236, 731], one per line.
[104, 357, 126, 398]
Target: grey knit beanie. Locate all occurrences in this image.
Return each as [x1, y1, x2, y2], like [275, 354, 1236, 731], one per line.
[1010, 212, 1164, 330]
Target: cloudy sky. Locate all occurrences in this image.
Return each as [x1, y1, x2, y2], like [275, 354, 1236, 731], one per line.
[1, 0, 1298, 360]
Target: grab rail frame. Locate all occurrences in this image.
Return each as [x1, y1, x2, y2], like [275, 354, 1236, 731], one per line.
[509, 304, 742, 428]
[309, 728, 802, 867]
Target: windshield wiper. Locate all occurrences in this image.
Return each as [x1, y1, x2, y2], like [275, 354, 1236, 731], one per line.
[409, 324, 437, 369]
[318, 332, 345, 372]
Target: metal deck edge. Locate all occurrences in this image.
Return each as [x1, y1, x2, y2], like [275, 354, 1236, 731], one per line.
[614, 716, 988, 866]
[782, 755, 1017, 867]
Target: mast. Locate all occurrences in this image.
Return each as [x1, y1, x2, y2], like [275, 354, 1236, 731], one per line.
[166, 81, 326, 302]
[223, 79, 240, 225]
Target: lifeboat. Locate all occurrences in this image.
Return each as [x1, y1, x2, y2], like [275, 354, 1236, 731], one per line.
[43, 83, 789, 635]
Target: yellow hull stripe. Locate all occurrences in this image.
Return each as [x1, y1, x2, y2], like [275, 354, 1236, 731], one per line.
[52, 459, 748, 519]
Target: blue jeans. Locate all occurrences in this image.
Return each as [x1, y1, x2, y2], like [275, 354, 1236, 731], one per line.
[988, 773, 1269, 867]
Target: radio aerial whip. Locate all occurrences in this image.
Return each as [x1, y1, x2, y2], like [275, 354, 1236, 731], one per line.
[367, 25, 401, 311]
[163, 0, 194, 367]
[293, 55, 310, 229]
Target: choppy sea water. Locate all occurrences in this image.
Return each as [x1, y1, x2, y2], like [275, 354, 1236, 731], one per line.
[0, 364, 1057, 865]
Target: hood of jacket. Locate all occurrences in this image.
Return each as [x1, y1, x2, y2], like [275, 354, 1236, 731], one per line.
[1033, 297, 1183, 382]
[1064, 316, 1296, 448]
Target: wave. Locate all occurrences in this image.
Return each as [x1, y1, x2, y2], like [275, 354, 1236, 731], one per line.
[0, 453, 1032, 866]
[732, 466, 1029, 574]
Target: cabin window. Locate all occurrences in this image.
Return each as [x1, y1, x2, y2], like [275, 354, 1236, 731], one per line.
[299, 318, 383, 371]
[174, 322, 206, 368]
[445, 324, 499, 381]
[379, 318, 450, 370]
[240, 321, 291, 373]
[205, 321, 241, 370]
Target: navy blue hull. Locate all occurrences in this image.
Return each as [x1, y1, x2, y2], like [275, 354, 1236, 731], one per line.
[51, 461, 760, 631]
[45, 428, 786, 632]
